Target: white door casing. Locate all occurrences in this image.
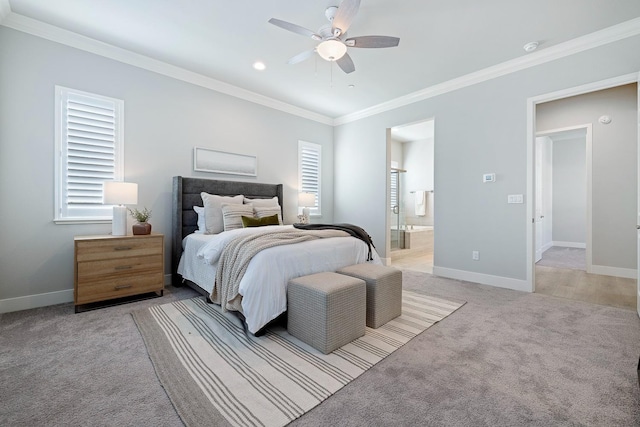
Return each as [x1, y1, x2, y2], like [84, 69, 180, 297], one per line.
[636, 72, 640, 318]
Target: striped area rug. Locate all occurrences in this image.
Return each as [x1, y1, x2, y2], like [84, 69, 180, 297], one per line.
[133, 291, 465, 427]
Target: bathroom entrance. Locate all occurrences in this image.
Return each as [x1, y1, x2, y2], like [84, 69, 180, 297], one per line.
[387, 119, 435, 273]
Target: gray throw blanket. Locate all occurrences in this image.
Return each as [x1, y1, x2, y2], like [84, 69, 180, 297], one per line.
[293, 223, 375, 261]
[211, 228, 349, 313]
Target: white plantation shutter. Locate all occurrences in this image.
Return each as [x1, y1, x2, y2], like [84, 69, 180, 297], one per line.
[390, 171, 398, 209]
[298, 141, 321, 215]
[55, 87, 124, 221]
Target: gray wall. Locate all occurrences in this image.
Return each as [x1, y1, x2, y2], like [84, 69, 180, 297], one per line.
[551, 137, 587, 245]
[334, 35, 640, 284]
[0, 27, 334, 302]
[537, 84, 638, 269]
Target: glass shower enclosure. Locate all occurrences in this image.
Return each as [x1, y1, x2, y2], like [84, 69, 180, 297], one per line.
[390, 167, 406, 250]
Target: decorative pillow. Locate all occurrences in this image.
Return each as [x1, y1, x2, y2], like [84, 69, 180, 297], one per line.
[193, 206, 205, 233]
[254, 206, 283, 225]
[221, 203, 254, 232]
[243, 196, 279, 207]
[201, 192, 244, 234]
[242, 213, 280, 228]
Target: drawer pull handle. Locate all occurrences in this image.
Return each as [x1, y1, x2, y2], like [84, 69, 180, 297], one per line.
[114, 246, 132, 251]
[115, 265, 132, 271]
[114, 284, 132, 290]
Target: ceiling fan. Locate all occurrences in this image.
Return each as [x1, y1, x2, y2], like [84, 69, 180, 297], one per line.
[268, 0, 400, 74]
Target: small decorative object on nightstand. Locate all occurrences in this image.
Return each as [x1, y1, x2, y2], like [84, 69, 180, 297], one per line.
[128, 207, 152, 235]
[298, 192, 315, 224]
[74, 233, 164, 312]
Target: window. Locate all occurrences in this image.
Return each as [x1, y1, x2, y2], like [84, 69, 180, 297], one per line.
[298, 140, 321, 216]
[54, 86, 124, 222]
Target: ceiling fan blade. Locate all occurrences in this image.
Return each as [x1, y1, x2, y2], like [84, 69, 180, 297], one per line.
[287, 49, 315, 65]
[336, 53, 355, 74]
[268, 18, 320, 40]
[345, 36, 400, 48]
[332, 0, 361, 36]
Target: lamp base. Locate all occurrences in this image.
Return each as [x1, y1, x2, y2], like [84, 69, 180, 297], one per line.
[112, 205, 127, 236]
[302, 207, 310, 224]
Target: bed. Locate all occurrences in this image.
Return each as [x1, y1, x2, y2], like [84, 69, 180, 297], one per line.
[172, 176, 382, 334]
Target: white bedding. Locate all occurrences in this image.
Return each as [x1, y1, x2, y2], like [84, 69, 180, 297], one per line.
[177, 225, 382, 333]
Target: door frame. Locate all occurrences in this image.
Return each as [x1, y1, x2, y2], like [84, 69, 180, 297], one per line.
[385, 117, 436, 267]
[526, 72, 638, 292]
[535, 124, 592, 273]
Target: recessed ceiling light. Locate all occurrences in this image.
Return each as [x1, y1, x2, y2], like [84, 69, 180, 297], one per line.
[348, 84, 355, 89]
[253, 61, 266, 71]
[523, 41, 539, 53]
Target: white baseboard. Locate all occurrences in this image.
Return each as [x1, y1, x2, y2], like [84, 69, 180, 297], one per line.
[433, 266, 532, 292]
[0, 274, 175, 314]
[381, 257, 391, 266]
[590, 265, 636, 279]
[552, 241, 586, 249]
[0, 289, 74, 314]
[541, 242, 554, 252]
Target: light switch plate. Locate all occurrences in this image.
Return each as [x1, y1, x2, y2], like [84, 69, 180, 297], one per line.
[507, 194, 524, 204]
[483, 173, 496, 183]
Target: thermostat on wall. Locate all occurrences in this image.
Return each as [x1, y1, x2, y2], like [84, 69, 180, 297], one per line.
[483, 173, 496, 183]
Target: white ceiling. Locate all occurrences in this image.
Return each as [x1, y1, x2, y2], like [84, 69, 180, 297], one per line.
[3, 0, 640, 120]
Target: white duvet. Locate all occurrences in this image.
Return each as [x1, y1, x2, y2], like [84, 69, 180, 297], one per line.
[181, 225, 382, 334]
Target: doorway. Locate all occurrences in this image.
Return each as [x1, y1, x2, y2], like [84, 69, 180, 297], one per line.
[387, 119, 435, 273]
[530, 80, 638, 311]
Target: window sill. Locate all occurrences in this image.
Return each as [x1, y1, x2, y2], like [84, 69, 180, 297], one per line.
[54, 218, 111, 225]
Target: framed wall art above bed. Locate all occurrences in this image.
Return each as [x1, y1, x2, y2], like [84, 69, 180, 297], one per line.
[193, 147, 257, 177]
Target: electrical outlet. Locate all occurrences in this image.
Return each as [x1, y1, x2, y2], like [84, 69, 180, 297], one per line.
[472, 251, 479, 260]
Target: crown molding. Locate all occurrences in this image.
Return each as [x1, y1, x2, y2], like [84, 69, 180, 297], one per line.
[1, 13, 334, 126]
[3, 10, 639, 128]
[335, 17, 640, 126]
[0, 0, 10, 24]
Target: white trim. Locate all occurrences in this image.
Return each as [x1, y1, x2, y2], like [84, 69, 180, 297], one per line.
[335, 18, 640, 125]
[541, 241, 554, 253]
[590, 265, 636, 279]
[433, 266, 531, 293]
[527, 73, 640, 293]
[0, 289, 73, 314]
[1, 13, 333, 126]
[552, 241, 587, 249]
[0, 0, 10, 24]
[381, 257, 391, 266]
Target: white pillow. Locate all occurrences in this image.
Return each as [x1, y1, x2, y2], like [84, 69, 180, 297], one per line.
[201, 192, 244, 234]
[254, 206, 283, 225]
[243, 196, 279, 207]
[221, 203, 254, 232]
[193, 206, 205, 233]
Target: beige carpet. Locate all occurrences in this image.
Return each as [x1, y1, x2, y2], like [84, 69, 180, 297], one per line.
[133, 291, 464, 427]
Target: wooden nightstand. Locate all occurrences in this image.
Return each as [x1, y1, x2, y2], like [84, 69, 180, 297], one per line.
[74, 233, 164, 312]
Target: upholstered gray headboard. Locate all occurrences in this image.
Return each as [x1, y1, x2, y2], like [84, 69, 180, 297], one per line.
[171, 176, 283, 284]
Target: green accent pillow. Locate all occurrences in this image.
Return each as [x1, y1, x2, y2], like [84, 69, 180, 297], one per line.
[242, 214, 280, 227]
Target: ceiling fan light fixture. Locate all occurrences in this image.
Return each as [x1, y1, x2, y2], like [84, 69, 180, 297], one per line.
[316, 39, 347, 61]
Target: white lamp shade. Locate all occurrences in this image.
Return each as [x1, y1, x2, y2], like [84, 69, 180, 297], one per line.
[316, 39, 347, 61]
[298, 192, 316, 207]
[103, 181, 138, 205]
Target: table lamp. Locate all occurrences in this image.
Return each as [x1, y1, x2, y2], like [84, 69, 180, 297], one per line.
[103, 181, 138, 236]
[298, 192, 316, 224]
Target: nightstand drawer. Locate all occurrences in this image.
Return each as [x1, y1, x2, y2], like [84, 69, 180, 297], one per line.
[76, 236, 162, 262]
[77, 254, 163, 282]
[76, 272, 164, 304]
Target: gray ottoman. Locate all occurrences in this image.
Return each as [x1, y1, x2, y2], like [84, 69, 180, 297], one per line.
[287, 272, 366, 354]
[336, 264, 402, 328]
